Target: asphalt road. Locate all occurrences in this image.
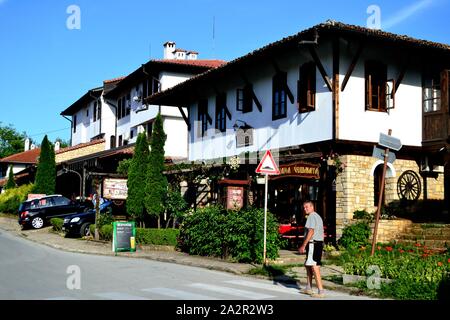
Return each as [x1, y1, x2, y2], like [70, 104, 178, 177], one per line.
[0, 229, 374, 301]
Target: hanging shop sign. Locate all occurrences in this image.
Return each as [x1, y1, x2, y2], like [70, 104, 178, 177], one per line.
[272, 161, 320, 179]
[226, 186, 244, 210]
[103, 178, 128, 200]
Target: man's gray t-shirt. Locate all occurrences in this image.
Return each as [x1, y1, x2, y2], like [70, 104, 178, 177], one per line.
[304, 212, 324, 241]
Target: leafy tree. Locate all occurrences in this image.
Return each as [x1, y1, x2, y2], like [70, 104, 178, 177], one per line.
[32, 135, 56, 195]
[116, 158, 132, 176]
[4, 165, 16, 190]
[164, 185, 187, 228]
[127, 133, 150, 226]
[145, 113, 167, 228]
[0, 122, 26, 158]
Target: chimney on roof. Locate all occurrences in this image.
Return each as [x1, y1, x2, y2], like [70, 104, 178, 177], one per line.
[54, 141, 60, 152]
[30, 143, 36, 150]
[163, 41, 176, 59]
[186, 51, 198, 60]
[24, 138, 30, 151]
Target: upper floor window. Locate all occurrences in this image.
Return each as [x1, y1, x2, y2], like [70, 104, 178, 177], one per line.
[236, 85, 253, 113]
[298, 62, 316, 113]
[93, 101, 101, 122]
[365, 60, 394, 112]
[117, 95, 131, 120]
[215, 93, 227, 133]
[73, 115, 77, 133]
[198, 99, 209, 137]
[423, 75, 441, 113]
[142, 78, 160, 98]
[272, 72, 287, 120]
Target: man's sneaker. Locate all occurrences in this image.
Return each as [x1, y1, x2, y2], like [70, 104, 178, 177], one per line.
[311, 292, 325, 298]
[300, 288, 313, 295]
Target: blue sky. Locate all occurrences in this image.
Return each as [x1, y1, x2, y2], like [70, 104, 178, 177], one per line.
[0, 0, 449, 145]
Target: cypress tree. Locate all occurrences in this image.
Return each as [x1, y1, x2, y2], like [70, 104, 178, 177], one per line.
[4, 165, 16, 190]
[126, 133, 150, 225]
[145, 113, 167, 228]
[33, 135, 56, 195]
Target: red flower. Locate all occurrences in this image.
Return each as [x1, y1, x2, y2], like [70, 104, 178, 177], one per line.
[385, 246, 393, 252]
[422, 253, 429, 258]
[438, 262, 443, 266]
[447, 258, 450, 263]
[408, 249, 414, 253]
[415, 243, 421, 247]
[377, 246, 381, 250]
[399, 249, 405, 253]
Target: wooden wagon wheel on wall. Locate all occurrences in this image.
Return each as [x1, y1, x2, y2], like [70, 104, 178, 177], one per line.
[397, 170, 421, 201]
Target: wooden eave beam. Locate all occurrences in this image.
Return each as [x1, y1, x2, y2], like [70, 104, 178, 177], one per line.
[177, 106, 190, 131]
[341, 42, 364, 92]
[308, 46, 333, 92]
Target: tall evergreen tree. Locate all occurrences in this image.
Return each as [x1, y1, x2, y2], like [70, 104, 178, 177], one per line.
[145, 113, 167, 228]
[33, 135, 56, 195]
[4, 165, 16, 190]
[127, 133, 150, 225]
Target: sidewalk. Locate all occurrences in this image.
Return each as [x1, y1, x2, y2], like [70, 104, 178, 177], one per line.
[0, 216, 361, 296]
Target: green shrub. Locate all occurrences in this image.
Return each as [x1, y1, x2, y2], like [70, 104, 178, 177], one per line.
[338, 221, 371, 249]
[50, 218, 64, 232]
[353, 209, 373, 221]
[0, 183, 34, 213]
[177, 205, 282, 264]
[89, 224, 113, 241]
[135, 228, 179, 246]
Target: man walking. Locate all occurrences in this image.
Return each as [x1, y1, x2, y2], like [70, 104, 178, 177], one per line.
[298, 201, 325, 298]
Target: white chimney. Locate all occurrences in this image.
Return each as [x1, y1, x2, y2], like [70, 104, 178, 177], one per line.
[24, 138, 30, 151]
[163, 41, 176, 59]
[30, 143, 36, 150]
[54, 141, 60, 151]
[186, 51, 198, 60]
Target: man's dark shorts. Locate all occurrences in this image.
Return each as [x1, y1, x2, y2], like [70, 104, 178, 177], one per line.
[305, 241, 323, 266]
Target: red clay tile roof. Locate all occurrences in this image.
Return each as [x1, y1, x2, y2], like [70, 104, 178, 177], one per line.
[103, 76, 126, 84]
[151, 59, 226, 68]
[146, 20, 450, 106]
[0, 148, 41, 164]
[56, 139, 105, 154]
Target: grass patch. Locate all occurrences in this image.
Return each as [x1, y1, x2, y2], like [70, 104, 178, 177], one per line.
[248, 264, 288, 278]
[0, 212, 17, 219]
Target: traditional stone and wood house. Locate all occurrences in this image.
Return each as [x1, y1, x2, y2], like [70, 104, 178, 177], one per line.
[146, 21, 450, 242]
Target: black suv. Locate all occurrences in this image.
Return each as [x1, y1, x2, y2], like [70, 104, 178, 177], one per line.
[62, 200, 113, 237]
[18, 195, 93, 229]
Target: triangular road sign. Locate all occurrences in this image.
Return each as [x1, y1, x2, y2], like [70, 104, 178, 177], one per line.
[255, 150, 280, 175]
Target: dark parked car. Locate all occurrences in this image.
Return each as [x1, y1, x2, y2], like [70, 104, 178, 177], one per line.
[18, 195, 93, 229]
[62, 200, 113, 237]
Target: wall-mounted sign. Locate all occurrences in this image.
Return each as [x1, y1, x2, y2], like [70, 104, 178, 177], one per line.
[273, 161, 320, 179]
[236, 127, 254, 148]
[226, 186, 244, 210]
[103, 178, 128, 200]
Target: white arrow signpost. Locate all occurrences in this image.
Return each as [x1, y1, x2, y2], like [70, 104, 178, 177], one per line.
[255, 150, 280, 265]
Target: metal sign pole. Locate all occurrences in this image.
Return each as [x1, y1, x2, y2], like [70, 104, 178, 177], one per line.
[263, 173, 268, 266]
[371, 129, 392, 256]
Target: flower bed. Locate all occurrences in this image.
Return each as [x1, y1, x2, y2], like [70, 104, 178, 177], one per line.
[338, 243, 450, 300]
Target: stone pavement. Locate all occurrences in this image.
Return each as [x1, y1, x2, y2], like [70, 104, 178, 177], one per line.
[0, 216, 364, 296]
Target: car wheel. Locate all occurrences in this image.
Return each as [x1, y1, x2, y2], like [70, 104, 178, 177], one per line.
[31, 217, 44, 229]
[80, 223, 91, 237]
